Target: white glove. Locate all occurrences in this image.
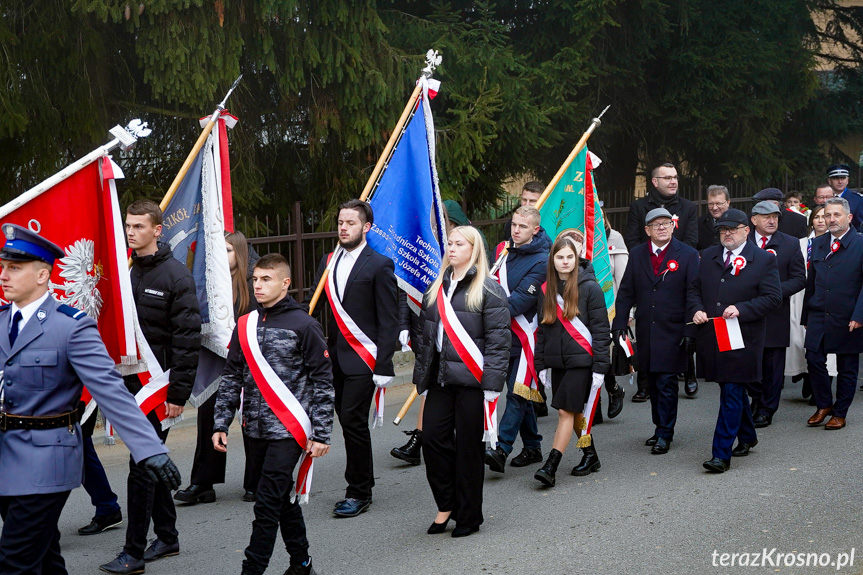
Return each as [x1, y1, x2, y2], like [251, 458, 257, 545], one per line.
[420, 390, 428, 398]
[591, 372, 605, 389]
[538, 369, 551, 389]
[372, 375, 393, 389]
[399, 329, 410, 352]
[483, 390, 500, 403]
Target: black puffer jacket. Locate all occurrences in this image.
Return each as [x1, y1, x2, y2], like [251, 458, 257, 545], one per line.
[213, 296, 335, 443]
[412, 267, 510, 393]
[126, 243, 202, 405]
[534, 260, 611, 375]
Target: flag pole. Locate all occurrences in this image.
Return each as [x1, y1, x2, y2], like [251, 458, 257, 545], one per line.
[307, 51, 442, 316]
[158, 74, 242, 211]
[490, 105, 610, 274]
[0, 120, 152, 220]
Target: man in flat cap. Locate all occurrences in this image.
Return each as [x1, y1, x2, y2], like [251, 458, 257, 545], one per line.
[613, 208, 700, 454]
[752, 188, 808, 239]
[746, 202, 806, 430]
[687, 209, 781, 473]
[802, 197, 863, 430]
[826, 164, 863, 232]
[0, 223, 180, 575]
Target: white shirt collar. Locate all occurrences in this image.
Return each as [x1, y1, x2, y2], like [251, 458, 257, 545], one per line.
[342, 240, 366, 259]
[11, 291, 52, 331]
[832, 229, 851, 243]
[755, 232, 772, 246]
[725, 243, 746, 258]
[651, 241, 670, 255]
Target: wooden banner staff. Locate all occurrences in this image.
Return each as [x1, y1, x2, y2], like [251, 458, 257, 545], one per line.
[306, 50, 442, 317]
[158, 74, 243, 211]
[489, 105, 610, 275]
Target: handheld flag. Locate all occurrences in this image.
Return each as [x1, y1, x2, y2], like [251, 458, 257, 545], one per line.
[713, 317, 745, 352]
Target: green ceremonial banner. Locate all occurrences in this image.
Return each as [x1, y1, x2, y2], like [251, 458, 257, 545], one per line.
[538, 147, 615, 319]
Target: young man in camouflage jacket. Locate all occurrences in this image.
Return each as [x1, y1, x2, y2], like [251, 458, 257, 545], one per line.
[213, 254, 334, 575]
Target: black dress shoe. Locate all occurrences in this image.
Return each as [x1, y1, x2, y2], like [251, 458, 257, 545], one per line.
[333, 497, 372, 518]
[173, 484, 216, 504]
[510, 447, 543, 467]
[79, 510, 123, 535]
[99, 552, 145, 574]
[645, 435, 659, 446]
[702, 457, 731, 473]
[632, 389, 650, 403]
[651, 438, 670, 454]
[685, 378, 698, 397]
[753, 413, 771, 428]
[484, 446, 507, 473]
[427, 516, 451, 534]
[607, 385, 625, 418]
[143, 538, 179, 562]
[731, 439, 758, 457]
[242, 490, 256, 502]
[451, 525, 479, 538]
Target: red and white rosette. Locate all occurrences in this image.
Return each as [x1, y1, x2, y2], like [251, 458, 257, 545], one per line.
[661, 259, 679, 280]
[672, 214, 680, 229]
[483, 396, 499, 449]
[731, 256, 746, 276]
[766, 249, 777, 256]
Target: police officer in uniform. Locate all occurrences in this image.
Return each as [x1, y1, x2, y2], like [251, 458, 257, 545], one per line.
[687, 210, 782, 473]
[613, 208, 700, 455]
[0, 224, 180, 575]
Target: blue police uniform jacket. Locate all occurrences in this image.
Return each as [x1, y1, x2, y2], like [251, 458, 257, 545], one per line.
[749, 230, 806, 348]
[687, 241, 782, 383]
[0, 296, 168, 496]
[612, 237, 699, 374]
[802, 230, 863, 354]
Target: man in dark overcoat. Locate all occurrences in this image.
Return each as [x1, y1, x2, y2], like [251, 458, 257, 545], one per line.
[747, 202, 806, 428]
[613, 208, 699, 455]
[687, 209, 782, 473]
[802, 197, 863, 430]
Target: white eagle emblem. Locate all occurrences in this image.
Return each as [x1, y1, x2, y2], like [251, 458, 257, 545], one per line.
[50, 239, 103, 319]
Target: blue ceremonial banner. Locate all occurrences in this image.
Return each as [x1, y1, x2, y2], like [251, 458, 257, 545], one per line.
[368, 79, 446, 311]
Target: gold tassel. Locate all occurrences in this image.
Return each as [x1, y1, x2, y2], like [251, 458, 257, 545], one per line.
[576, 433, 592, 448]
[513, 382, 544, 403]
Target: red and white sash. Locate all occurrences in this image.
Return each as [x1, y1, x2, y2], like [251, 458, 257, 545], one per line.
[238, 310, 315, 503]
[495, 257, 540, 402]
[577, 375, 604, 448]
[541, 283, 593, 356]
[324, 251, 385, 425]
[436, 282, 498, 447]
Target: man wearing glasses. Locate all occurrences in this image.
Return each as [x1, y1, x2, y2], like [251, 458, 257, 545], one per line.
[826, 164, 863, 232]
[697, 185, 730, 251]
[687, 209, 781, 473]
[624, 163, 698, 250]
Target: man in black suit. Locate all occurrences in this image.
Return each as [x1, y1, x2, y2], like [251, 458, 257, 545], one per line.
[613, 208, 700, 455]
[624, 163, 698, 250]
[752, 188, 808, 239]
[803, 197, 863, 430]
[688, 209, 782, 473]
[696, 185, 730, 251]
[747, 202, 806, 428]
[309, 200, 398, 517]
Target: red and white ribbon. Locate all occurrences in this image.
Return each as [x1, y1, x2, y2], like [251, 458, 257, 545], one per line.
[577, 374, 605, 447]
[660, 259, 679, 280]
[437, 284, 484, 382]
[731, 256, 746, 276]
[239, 311, 315, 503]
[496, 258, 539, 400]
[618, 334, 635, 358]
[483, 397, 499, 449]
[542, 284, 593, 355]
[672, 214, 679, 229]
[324, 252, 378, 372]
[372, 387, 385, 429]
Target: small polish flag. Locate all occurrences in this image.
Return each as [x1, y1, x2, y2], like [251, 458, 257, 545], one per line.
[713, 317, 744, 352]
[619, 335, 635, 358]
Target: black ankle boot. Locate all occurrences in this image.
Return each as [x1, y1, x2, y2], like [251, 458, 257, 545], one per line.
[390, 429, 422, 466]
[534, 449, 562, 487]
[571, 441, 601, 476]
[607, 383, 625, 419]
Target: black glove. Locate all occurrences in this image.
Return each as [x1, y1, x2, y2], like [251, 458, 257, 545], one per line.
[680, 336, 697, 355]
[612, 329, 626, 343]
[141, 453, 181, 491]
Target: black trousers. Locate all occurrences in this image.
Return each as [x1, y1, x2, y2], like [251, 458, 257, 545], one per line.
[0, 491, 70, 575]
[242, 438, 309, 575]
[124, 410, 177, 559]
[758, 347, 787, 417]
[648, 373, 680, 441]
[422, 384, 485, 529]
[190, 393, 227, 486]
[81, 407, 121, 517]
[333, 369, 375, 500]
[243, 434, 264, 492]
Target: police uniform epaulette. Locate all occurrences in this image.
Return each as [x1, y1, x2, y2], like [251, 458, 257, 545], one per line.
[56, 304, 86, 320]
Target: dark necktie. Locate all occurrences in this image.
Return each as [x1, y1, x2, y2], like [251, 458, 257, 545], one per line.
[333, 252, 345, 300]
[655, 247, 662, 257]
[9, 311, 22, 346]
[724, 250, 731, 269]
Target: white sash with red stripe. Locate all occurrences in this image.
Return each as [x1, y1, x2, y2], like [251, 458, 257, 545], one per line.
[238, 311, 315, 503]
[542, 283, 593, 356]
[496, 257, 540, 402]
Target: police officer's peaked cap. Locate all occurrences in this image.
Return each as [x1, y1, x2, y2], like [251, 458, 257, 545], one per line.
[0, 224, 64, 265]
[827, 164, 851, 178]
[753, 188, 784, 202]
[714, 209, 749, 229]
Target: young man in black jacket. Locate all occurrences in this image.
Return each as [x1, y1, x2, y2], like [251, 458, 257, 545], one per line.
[624, 163, 698, 250]
[214, 254, 334, 575]
[101, 200, 201, 574]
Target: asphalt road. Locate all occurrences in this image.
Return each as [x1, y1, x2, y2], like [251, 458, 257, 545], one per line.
[55, 375, 863, 575]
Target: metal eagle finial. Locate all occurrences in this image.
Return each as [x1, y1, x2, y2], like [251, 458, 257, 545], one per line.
[423, 50, 443, 78]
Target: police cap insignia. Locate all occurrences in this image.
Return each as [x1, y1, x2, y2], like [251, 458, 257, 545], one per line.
[3, 225, 14, 240]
